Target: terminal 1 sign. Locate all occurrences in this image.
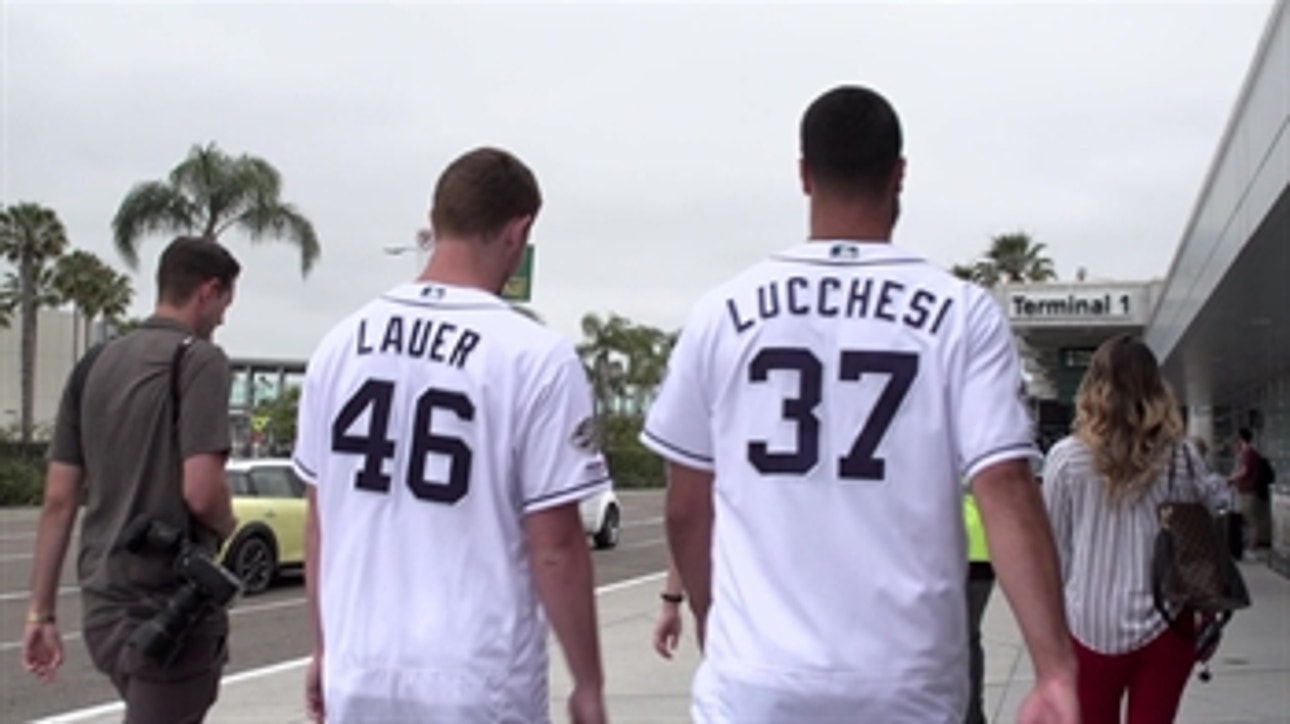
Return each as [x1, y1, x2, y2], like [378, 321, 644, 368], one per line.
[1012, 292, 1131, 318]
[1002, 283, 1153, 328]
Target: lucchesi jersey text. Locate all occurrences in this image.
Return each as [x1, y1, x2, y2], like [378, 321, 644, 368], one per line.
[294, 282, 609, 723]
[642, 241, 1036, 722]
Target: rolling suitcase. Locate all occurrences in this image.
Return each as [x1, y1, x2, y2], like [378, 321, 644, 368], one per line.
[1219, 510, 1244, 561]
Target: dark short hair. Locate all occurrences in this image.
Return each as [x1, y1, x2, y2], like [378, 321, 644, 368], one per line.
[1238, 427, 1253, 443]
[801, 85, 903, 197]
[430, 147, 541, 240]
[157, 236, 241, 305]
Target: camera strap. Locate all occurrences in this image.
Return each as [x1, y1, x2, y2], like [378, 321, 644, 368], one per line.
[69, 342, 109, 427]
[72, 336, 194, 427]
[169, 336, 195, 426]
[169, 337, 195, 543]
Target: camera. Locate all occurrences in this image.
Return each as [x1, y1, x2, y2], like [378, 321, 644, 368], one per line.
[119, 515, 244, 664]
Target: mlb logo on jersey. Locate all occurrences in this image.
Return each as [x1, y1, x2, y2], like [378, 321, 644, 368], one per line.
[570, 416, 598, 453]
[829, 243, 861, 260]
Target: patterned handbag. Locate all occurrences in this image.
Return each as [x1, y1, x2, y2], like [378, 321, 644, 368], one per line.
[1151, 445, 1251, 620]
[1151, 444, 1251, 679]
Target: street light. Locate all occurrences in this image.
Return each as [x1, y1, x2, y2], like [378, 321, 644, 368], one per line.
[383, 229, 433, 269]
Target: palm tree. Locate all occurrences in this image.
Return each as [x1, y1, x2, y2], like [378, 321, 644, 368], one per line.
[619, 325, 676, 412]
[577, 313, 631, 421]
[983, 231, 1056, 284]
[578, 313, 679, 420]
[0, 203, 70, 442]
[52, 250, 135, 355]
[112, 142, 320, 275]
[1, 269, 61, 328]
[0, 273, 14, 329]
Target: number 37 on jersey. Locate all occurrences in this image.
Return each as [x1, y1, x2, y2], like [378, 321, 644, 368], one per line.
[747, 347, 917, 482]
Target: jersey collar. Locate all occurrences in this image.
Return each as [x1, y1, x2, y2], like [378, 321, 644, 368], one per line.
[772, 240, 922, 267]
[381, 282, 511, 310]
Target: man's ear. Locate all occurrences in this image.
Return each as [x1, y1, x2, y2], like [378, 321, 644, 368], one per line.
[196, 277, 220, 304]
[799, 159, 813, 196]
[891, 157, 906, 195]
[507, 215, 534, 249]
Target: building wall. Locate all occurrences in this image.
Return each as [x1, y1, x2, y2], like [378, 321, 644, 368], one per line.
[0, 309, 83, 438]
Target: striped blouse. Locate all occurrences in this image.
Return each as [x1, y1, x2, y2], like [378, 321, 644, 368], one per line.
[1042, 436, 1228, 654]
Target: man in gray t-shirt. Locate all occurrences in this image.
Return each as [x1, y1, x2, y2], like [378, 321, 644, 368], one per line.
[23, 236, 241, 724]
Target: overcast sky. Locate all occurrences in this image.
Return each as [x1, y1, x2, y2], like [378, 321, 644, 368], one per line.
[1, 1, 1276, 360]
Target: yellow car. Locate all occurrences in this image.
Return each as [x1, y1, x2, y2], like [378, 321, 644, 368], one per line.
[222, 458, 306, 595]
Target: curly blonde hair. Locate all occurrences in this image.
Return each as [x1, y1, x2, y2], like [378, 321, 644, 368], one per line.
[1073, 335, 1184, 504]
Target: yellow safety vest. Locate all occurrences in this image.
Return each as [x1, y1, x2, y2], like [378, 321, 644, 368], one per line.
[964, 493, 991, 563]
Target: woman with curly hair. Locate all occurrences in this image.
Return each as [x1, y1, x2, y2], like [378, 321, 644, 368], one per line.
[1042, 335, 1226, 723]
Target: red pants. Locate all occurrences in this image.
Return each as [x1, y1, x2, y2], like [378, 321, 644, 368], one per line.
[1072, 623, 1195, 724]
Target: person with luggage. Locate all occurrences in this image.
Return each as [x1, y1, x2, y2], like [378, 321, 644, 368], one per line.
[1043, 335, 1226, 723]
[1227, 428, 1274, 553]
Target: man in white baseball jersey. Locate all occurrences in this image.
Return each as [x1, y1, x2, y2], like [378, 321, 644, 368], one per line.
[642, 85, 1079, 723]
[294, 147, 607, 723]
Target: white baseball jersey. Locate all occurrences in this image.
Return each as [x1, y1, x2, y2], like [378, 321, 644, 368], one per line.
[642, 241, 1035, 723]
[293, 282, 609, 723]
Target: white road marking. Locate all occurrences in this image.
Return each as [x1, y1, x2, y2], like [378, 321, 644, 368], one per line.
[621, 515, 664, 529]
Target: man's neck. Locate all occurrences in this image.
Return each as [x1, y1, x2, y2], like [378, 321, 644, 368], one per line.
[418, 239, 505, 294]
[807, 195, 894, 243]
[152, 305, 197, 333]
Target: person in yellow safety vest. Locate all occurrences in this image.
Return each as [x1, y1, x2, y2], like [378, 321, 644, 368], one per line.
[964, 493, 994, 724]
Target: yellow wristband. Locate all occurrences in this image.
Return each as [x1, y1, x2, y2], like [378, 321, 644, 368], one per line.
[26, 611, 55, 625]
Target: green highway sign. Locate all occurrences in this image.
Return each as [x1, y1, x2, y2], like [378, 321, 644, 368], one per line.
[501, 244, 535, 302]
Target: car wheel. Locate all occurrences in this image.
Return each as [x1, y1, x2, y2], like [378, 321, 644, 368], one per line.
[226, 533, 277, 595]
[593, 504, 620, 550]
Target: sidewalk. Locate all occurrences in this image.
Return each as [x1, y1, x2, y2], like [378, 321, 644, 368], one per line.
[43, 561, 1290, 723]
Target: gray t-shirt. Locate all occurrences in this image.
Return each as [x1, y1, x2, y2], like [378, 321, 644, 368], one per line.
[50, 316, 231, 633]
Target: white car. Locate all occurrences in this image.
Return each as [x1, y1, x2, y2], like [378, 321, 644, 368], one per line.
[580, 486, 621, 549]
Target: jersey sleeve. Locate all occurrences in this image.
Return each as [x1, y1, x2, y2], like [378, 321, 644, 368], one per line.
[953, 290, 1038, 480]
[292, 349, 327, 487]
[517, 343, 611, 514]
[639, 314, 714, 471]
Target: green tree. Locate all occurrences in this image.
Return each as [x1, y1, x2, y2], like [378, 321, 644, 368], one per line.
[578, 313, 632, 422]
[0, 203, 70, 442]
[577, 312, 676, 422]
[252, 385, 300, 456]
[0, 272, 14, 329]
[112, 142, 321, 275]
[952, 231, 1056, 288]
[983, 231, 1056, 284]
[52, 250, 135, 355]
